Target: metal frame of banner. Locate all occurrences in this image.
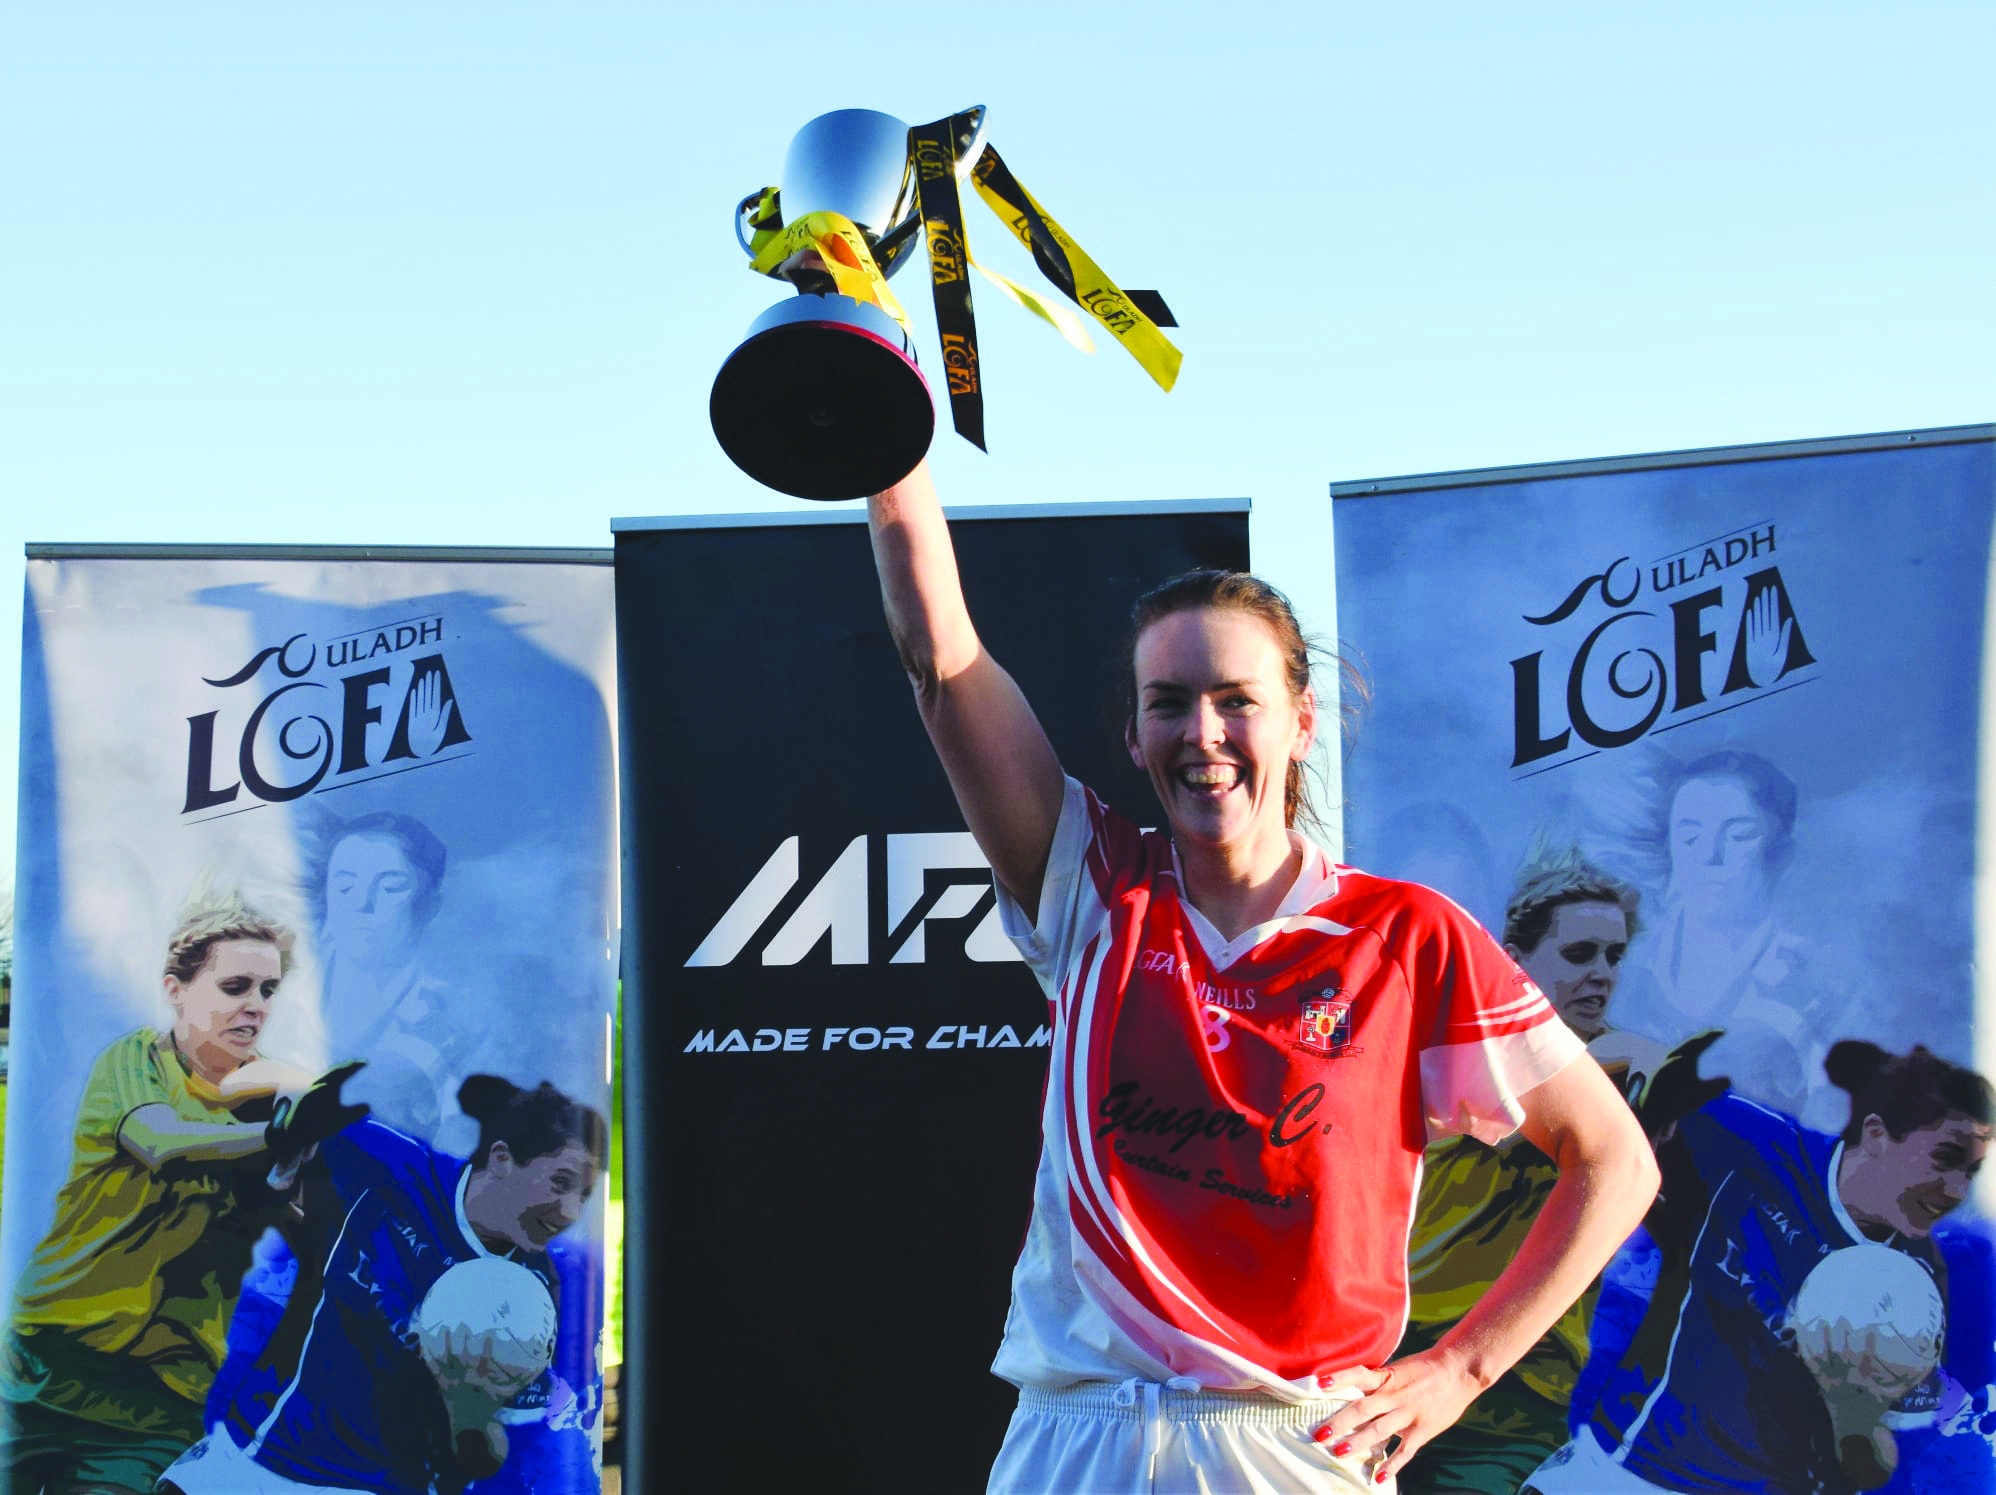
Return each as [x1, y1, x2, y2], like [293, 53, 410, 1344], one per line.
[611, 497, 1250, 532]
[25, 544, 613, 563]
[1329, 422, 1993, 499]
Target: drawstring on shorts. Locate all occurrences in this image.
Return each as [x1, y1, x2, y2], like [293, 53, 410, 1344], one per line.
[1110, 1375, 1204, 1480]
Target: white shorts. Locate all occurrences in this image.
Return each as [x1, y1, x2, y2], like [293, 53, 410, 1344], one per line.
[158, 1428, 370, 1495]
[988, 1379, 1384, 1495]
[1521, 1430, 1674, 1493]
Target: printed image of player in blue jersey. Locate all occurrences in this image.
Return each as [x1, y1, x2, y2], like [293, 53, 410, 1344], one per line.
[1524, 1040, 1994, 1495]
[159, 1073, 607, 1494]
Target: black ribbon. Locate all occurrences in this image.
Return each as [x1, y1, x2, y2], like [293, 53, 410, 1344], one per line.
[911, 112, 986, 451]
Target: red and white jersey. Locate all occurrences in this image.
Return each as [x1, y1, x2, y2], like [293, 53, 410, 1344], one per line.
[990, 778, 1584, 1398]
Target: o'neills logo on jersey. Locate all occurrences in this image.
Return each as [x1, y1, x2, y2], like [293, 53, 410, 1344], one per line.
[1292, 987, 1359, 1060]
[183, 618, 471, 818]
[1137, 949, 1258, 1011]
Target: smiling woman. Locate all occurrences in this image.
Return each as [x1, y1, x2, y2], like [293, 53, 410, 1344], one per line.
[1528, 1041, 1995, 1495]
[163, 1073, 608, 1493]
[866, 460, 1658, 1492]
[1119, 570, 1322, 857]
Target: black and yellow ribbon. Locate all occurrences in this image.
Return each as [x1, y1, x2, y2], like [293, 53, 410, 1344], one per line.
[907, 114, 1110, 449]
[967, 144, 1181, 393]
[740, 116, 1181, 454]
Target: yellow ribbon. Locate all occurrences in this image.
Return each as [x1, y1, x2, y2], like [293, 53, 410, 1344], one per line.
[967, 258, 1093, 353]
[747, 204, 911, 335]
[970, 158, 1181, 392]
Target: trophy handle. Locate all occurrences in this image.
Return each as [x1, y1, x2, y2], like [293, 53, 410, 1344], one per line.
[950, 105, 990, 180]
[872, 215, 922, 269]
[735, 189, 774, 259]
[735, 107, 989, 273]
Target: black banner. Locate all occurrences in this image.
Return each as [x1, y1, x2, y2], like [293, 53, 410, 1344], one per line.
[616, 502, 1248, 1491]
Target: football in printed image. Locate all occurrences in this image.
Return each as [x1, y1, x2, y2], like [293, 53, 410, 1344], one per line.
[1788, 1243, 1944, 1400]
[412, 1258, 558, 1399]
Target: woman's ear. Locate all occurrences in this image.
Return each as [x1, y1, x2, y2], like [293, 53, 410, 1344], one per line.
[1860, 1114, 1889, 1155]
[1292, 686, 1318, 761]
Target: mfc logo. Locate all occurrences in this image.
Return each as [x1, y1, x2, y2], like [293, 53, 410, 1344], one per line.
[685, 833, 1021, 967]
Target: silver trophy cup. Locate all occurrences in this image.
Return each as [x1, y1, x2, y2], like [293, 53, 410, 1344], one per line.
[710, 107, 985, 501]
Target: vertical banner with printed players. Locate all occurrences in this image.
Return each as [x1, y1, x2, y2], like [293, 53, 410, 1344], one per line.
[1333, 427, 1996, 1492]
[4, 547, 617, 1493]
[615, 501, 1249, 1493]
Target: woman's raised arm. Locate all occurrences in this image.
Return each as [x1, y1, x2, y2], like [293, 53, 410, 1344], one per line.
[868, 460, 1066, 913]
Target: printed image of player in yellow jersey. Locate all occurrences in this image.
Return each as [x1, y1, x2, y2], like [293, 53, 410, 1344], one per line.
[1397, 847, 1723, 1495]
[0, 893, 364, 1495]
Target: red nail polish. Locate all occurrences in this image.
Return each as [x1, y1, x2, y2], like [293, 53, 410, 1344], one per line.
[1375, 1469, 1390, 1485]
[1311, 1426, 1333, 1444]
[1333, 1441, 1353, 1458]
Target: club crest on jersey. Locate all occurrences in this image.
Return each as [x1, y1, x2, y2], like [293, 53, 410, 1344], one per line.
[1292, 987, 1360, 1060]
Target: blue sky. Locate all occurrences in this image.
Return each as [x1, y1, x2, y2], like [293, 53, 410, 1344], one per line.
[5, 0, 1993, 876]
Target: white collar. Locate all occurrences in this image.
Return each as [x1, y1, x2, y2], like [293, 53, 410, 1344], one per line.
[1825, 1140, 1900, 1249]
[1169, 831, 1340, 970]
[455, 1165, 503, 1260]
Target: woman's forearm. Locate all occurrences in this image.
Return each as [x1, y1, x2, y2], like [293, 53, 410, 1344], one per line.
[1437, 1059, 1660, 1391]
[118, 1102, 269, 1169]
[867, 460, 982, 692]
[1313, 1057, 1659, 1479]
[216, 1055, 317, 1103]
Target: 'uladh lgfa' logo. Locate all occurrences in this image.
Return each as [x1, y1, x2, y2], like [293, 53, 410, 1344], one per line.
[1509, 521, 1817, 774]
[183, 616, 471, 817]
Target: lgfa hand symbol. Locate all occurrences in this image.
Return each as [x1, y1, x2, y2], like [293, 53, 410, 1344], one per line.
[407, 664, 454, 758]
[1742, 588, 1793, 688]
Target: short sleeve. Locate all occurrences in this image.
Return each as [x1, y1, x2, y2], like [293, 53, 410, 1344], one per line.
[991, 777, 1156, 1020]
[78, 1034, 171, 1162]
[993, 776, 1094, 980]
[1409, 892, 1586, 1144]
